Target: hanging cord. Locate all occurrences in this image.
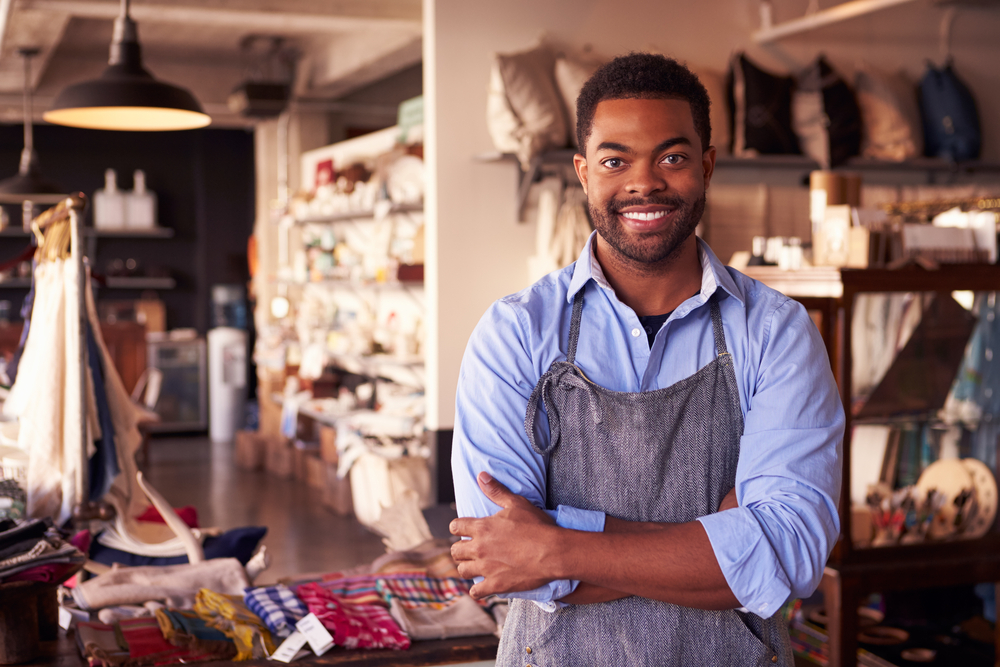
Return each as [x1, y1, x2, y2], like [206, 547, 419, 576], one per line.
[939, 6, 957, 66]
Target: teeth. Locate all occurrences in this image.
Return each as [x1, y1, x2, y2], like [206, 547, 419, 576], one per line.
[622, 210, 668, 221]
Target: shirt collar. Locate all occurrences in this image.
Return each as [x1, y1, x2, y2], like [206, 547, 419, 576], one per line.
[567, 231, 745, 306]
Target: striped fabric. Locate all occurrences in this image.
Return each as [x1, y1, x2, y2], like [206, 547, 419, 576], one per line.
[193, 588, 276, 660]
[292, 571, 426, 608]
[243, 584, 308, 639]
[375, 576, 471, 610]
[296, 582, 410, 651]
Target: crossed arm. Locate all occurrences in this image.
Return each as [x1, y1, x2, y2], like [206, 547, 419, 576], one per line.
[450, 471, 741, 608]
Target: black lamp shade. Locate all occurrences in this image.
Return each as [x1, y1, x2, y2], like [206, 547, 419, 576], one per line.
[43, 14, 211, 132]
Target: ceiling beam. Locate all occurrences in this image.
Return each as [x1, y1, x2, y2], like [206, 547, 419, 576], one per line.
[19, 0, 422, 33]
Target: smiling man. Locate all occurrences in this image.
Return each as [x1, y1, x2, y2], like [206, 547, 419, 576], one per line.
[451, 53, 844, 666]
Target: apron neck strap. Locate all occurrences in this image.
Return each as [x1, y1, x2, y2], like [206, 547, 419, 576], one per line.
[567, 290, 585, 364]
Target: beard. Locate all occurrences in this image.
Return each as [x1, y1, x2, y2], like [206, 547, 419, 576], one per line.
[589, 191, 706, 266]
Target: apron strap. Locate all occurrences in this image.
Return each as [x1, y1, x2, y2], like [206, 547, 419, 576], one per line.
[710, 298, 728, 357]
[566, 289, 585, 364]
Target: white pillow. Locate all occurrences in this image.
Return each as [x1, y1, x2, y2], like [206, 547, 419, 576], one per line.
[854, 62, 923, 162]
[690, 67, 730, 156]
[554, 56, 602, 147]
[486, 44, 567, 169]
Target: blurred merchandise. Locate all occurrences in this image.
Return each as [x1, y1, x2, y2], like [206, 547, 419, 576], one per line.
[93, 168, 126, 230]
[125, 169, 157, 229]
[145, 336, 207, 432]
[208, 327, 247, 442]
[212, 284, 248, 329]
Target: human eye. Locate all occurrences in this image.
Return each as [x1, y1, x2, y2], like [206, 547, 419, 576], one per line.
[661, 153, 686, 165]
[601, 157, 625, 169]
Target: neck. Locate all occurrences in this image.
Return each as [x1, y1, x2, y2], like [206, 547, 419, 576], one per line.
[594, 234, 702, 317]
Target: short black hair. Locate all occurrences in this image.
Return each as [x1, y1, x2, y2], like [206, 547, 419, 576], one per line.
[576, 52, 711, 155]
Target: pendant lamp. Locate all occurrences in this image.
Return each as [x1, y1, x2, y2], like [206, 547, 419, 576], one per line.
[43, 0, 210, 131]
[0, 47, 65, 206]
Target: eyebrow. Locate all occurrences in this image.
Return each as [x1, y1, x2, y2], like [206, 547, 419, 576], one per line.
[595, 136, 693, 155]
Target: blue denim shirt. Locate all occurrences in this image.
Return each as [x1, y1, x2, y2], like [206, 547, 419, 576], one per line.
[452, 233, 844, 618]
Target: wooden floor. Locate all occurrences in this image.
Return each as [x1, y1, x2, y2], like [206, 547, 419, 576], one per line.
[142, 434, 388, 585]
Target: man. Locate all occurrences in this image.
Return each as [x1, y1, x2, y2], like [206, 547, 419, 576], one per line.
[450, 53, 844, 666]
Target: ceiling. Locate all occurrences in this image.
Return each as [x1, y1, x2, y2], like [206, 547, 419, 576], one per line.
[0, 0, 423, 126]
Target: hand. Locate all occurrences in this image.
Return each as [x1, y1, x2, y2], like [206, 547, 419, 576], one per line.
[450, 472, 557, 598]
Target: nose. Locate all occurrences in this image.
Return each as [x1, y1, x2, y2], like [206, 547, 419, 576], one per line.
[625, 160, 667, 197]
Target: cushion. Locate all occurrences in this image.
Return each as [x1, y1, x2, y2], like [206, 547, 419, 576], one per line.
[486, 44, 567, 169]
[690, 67, 730, 156]
[792, 56, 862, 167]
[728, 53, 800, 157]
[554, 55, 602, 147]
[854, 62, 922, 162]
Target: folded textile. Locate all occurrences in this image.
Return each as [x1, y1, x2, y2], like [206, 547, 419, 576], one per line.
[296, 582, 410, 651]
[154, 608, 237, 660]
[0, 541, 84, 581]
[387, 595, 496, 640]
[291, 571, 425, 607]
[0, 518, 47, 552]
[369, 538, 461, 578]
[73, 558, 249, 611]
[120, 616, 218, 665]
[243, 583, 307, 639]
[76, 620, 129, 667]
[376, 575, 471, 610]
[193, 588, 275, 660]
[90, 526, 266, 568]
[3, 559, 82, 584]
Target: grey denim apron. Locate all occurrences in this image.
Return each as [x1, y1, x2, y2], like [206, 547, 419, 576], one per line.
[496, 291, 793, 666]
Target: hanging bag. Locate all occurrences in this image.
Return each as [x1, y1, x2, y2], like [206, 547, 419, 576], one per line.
[919, 61, 981, 162]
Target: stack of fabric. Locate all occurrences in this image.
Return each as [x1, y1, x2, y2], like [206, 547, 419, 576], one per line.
[0, 518, 84, 584]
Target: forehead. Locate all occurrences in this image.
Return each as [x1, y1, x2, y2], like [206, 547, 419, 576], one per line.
[587, 97, 698, 153]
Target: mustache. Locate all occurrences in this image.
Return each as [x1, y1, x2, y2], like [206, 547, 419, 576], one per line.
[606, 194, 687, 214]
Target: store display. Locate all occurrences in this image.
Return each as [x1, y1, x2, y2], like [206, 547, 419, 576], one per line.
[792, 56, 862, 168]
[728, 53, 800, 157]
[854, 62, 923, 162]
[93, 169, 126, 230]
[125, 169, 157, 229]
[919, 61, 981, 161]
[486, 43, 566, 169]
[554, 54, 602, 146]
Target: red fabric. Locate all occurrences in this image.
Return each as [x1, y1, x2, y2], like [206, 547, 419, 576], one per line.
[71, 530, 92, 554]
[296, 582, 410, 651]
[4, 562, 81, 585]
[135, 505, 200, 528]
[119, 617, 215, 665]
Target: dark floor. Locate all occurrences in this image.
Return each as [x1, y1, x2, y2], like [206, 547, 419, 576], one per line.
[142, 434, 387, 585]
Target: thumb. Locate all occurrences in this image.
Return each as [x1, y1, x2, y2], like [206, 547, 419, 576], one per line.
[477, 471, 517, 509]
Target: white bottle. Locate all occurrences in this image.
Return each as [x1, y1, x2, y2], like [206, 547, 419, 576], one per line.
[93, 168, 126, 229]
[126, 169, 157, 229]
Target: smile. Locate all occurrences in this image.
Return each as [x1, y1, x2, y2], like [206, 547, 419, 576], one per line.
[620, 210, 670, 222]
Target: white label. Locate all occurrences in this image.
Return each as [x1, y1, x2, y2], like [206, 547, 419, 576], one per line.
[295, 613, 335, 656]
[270, 631, 309, 663]
[58, 606, 74, 630]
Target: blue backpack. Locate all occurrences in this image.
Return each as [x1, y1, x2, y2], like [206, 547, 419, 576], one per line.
[919, 61, 981, 162]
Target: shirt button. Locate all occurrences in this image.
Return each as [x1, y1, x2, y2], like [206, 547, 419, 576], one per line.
[526, 647, 532, 654]
[631, 328, 641, 338]
[771, 656, 778, 663]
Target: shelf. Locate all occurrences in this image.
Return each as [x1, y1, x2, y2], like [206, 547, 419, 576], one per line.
[102, 276, 176, 290]
[86, 227, 175, 239]
[294, 202, 423, 224]
[274, 278, 423, 290]
[328, 352, 425, 388]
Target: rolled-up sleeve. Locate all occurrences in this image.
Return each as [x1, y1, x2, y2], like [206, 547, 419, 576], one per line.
[698, 298, 844, 618]
[453, 299, 606, 609]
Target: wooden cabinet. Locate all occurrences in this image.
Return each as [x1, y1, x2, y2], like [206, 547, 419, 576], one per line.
[747, 264, 1000, 667]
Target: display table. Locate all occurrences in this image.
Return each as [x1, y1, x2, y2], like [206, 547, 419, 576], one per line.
[38, 630, 499, 667]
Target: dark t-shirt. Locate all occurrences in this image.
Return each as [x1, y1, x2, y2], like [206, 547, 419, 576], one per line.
[638, 312, 672, 348]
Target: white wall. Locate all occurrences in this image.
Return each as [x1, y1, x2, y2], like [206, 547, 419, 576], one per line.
[424, 0, 1000, 430]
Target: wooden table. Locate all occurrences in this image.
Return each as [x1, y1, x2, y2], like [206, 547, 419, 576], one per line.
[35, 629, 499, 667]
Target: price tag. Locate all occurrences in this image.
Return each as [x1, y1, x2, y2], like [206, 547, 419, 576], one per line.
[295, 613, 335, 656]
[269, 631, 308, 663]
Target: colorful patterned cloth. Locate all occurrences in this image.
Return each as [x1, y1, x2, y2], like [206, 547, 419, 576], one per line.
[193, 588, 275, 660]
[296, 582, 410, 650]
[243, 583, 308, 639]
[375, 576, 471, 610]
[154, 609, 236, 660]
[292, 571, 425, 607]
[119, 617, 217, 666]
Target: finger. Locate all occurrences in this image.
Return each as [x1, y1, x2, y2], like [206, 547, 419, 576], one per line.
[477, 471, 519, 509]
[449, 517, 478, 537]
[450, 539, 475, 562]
[456, 560, 482, 580]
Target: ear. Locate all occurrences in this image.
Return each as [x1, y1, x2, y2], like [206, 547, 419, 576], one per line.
[573, 152, 589, 195]
[701, 145, 716, 190]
